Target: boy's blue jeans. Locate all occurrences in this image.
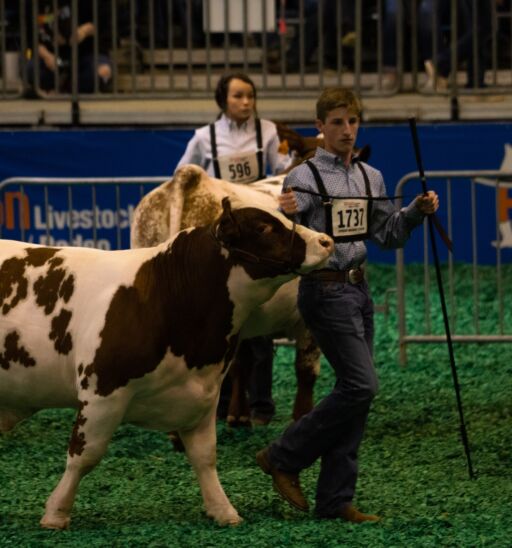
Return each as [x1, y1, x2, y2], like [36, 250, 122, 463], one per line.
[269, 276, 378, 517]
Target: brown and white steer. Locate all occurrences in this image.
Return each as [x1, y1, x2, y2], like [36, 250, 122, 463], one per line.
[131, 165, 322, 425]
[0, 197, 333, 529]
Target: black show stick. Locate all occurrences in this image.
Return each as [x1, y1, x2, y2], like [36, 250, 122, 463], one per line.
[408, 117, 475, 480]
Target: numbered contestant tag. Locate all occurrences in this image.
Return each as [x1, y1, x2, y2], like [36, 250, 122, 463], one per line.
[332, 198, 369, 239]
[218, 151, 259, 183]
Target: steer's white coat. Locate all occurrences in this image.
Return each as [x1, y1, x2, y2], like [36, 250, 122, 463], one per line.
[0, 199, 332, 529]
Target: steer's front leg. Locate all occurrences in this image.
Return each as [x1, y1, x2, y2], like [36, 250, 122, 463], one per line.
[179, 406, 242, 526]
[40, 394, 128, 530]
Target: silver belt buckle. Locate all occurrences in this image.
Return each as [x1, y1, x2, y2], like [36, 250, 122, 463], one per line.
[348, 268, 360, 284]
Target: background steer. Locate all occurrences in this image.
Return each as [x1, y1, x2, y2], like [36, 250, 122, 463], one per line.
[0, 197, 333, 529]
[131, 164, 322, 426]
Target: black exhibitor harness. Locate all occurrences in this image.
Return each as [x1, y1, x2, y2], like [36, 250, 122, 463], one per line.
[210, 118, 264, 182]
[305, 159, 373, 242]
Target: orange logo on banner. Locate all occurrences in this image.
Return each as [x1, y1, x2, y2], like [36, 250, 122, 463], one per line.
[0, 192, 31, 229]
[497, 188, 512, 223]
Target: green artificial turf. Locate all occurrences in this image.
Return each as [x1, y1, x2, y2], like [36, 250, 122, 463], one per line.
[1, 264, 511, 547]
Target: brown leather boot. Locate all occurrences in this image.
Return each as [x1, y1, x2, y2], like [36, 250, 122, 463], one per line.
[339, 504, 381, 523]
[256, 447, 309, 512]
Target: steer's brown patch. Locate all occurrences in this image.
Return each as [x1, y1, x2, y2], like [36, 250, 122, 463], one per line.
[69, 400, 88, 457]
[0, 330, 36, 370]
[50, 309, 73, 354]
[0, 257, 28, 314]
[86, 227, 235, 396]
[25, 247, 59, 267]
[0, 246, 75, 355]
[86, 204, 304, 396]
[33, 256, 74, 315]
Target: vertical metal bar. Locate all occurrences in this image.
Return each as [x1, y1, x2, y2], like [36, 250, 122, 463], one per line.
[67, 185, 73, 243]
[129, 0, 136, 93]
[20, 185, 26, 242]
[447, 179, 455, 330]
[111, 0, 119, 96]
[397, 0, 403, 88]
[71, 0, 78, 98]
[44, 185, 51, 242]
[204, 0, 212, 92]
[354, 0, 362, 92]
[396, 247, 407, 365]
[496, 180, 504, 333]
[510, 7, 512, 76]
[423, 220, 431, 333]
[93, 0, 99, 93]
[261, 0, 268, 90]
[19, 0, 28, 95]
[32, 0, 41, 95]
[411, 0, 418, 88]
[471, 0, 478, 88]
[186, 0, 193, 91]
[115, 184, 121, 250]
[432, 0, 438, 74]
[223, 0, 230, 70]
[491, 0, 498, 85]
[0, 0, 5, 95]
[317, 0, 324, 86]
[91, 185, 98, 247]
[298, 0, 305, 87]
[376, 0, 383, 88]
[167, 0, 174, 92]
[337, 0, 343, 85]
[148, 0, 155, 92]
[242, 0, 248, 73]
[471, 178, 480, 333]
[395, 180, 406, 365]
[52, 0, 60, 93]
[449, 0, 458, 94]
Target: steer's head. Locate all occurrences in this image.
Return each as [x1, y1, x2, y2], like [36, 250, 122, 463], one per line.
[213, 197, 333, 279]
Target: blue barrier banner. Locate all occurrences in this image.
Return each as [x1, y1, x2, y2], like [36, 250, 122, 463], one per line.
[0, 124, 511, 263]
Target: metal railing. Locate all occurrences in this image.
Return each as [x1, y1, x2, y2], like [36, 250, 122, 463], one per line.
[394, 169, 512, 365]
[1, 0, 511, 101]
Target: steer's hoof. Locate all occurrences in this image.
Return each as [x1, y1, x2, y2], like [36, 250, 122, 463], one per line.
[226, 415, 251, 428]
[213, 513, 243, 527]
[40, 513, 71, 530]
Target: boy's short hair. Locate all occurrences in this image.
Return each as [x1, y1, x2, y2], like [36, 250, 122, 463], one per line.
[214, 72, 257, 112]
[316, 88, 362, 121]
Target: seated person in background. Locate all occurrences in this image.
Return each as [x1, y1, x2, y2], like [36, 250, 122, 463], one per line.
[268, 0, 355, 73]
[176, 72, 293, 424]
[25, 0, 112, 95]
[422, 0, 494, 91]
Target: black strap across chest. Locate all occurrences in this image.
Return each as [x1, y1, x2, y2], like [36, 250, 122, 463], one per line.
[210, 118, 264, 181]
[305, 159, 373, 242]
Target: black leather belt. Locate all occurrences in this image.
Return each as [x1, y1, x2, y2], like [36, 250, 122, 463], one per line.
[306, 267, 365, 284]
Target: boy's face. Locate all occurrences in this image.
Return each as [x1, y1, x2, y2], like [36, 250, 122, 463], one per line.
[315, 106, 360, 162]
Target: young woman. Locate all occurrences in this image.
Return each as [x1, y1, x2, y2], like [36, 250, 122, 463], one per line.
[176, 72, 291, 182]
[176, 73, 292, 425]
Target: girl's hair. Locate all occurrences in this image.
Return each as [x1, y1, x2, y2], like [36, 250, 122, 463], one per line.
[214, 72, 257, 112]
[316, 87, 362, 121]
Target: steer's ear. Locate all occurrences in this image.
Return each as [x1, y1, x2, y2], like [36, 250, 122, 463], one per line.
[216, 197, 241, 245]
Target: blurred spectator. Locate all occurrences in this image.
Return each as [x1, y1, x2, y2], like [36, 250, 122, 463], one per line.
[268, 0, 355, 73]
[423, 0, 495, 91]
[377, 0, 445, 91]
[24, 0, 112, 96]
